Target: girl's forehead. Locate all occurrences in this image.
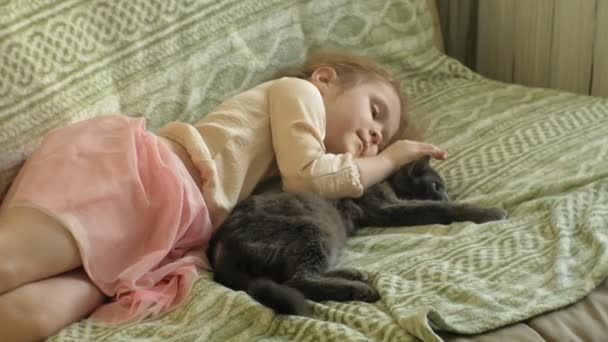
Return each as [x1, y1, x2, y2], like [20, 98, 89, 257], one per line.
[367, 80, 402, 133]
[340, 78, 402, 134]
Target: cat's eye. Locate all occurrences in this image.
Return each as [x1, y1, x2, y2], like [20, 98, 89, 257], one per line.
[433, 182, 441, 191]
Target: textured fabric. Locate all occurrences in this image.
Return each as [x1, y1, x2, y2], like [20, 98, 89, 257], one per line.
[159, 77, 363, 227]
[441, 280, 608, 341]
[1, 0, 607, 341]
[2, 115, 213, 323]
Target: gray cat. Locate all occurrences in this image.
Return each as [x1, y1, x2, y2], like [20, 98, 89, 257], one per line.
[208, 156, 506, 315]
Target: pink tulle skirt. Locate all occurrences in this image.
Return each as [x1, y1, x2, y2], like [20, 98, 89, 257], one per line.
[2, 115, 213, 323]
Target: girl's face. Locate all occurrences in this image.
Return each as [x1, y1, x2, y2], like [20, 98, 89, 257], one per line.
[310, 67, 402, 158]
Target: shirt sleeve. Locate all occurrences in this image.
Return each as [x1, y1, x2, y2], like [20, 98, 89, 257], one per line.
[267, 77, 364, 199]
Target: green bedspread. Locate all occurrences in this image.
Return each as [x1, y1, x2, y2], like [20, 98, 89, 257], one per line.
[1, 0, 607, 341]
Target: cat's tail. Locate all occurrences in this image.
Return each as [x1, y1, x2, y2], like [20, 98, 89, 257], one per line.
[247, 278, 311, 316]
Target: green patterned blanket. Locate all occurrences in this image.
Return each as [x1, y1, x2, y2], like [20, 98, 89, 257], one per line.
[2, 0, 607, 341]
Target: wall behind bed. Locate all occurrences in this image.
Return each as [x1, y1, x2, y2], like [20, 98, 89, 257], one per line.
[436, 0, 608, 98]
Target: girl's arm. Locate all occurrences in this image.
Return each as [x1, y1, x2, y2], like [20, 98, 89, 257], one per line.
[355, 140, 447, 189]
[267, 77, 446, 198]
[268, 77, 364, 198]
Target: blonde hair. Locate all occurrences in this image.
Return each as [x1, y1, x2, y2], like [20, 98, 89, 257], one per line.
[278, 50, 421, 141]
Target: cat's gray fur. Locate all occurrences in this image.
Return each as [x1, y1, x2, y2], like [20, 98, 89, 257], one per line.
[208, 156, 506, 315]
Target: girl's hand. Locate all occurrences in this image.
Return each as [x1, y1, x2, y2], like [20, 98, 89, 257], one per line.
[381, 139, 447, 168]
[354, 140, 446, 190]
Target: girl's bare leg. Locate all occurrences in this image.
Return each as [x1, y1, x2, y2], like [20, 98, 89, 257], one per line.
[0, 206, 82, 294]
[0, 268, 105, 342]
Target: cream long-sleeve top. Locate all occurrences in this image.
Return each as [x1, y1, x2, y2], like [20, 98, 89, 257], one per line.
[158, 77, 364, 227]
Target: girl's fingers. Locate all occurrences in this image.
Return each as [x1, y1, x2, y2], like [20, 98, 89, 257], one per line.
[401, 140, 447, 161]
[425, 144, 447, 160]
[433, 150, 447, 160]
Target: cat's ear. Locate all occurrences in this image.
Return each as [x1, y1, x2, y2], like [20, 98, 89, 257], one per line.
[408, 155, 431, 176]
[420, 155, 431, 165]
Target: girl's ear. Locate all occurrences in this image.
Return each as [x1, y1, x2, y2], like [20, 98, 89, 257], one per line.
[309, 66, 338, 94]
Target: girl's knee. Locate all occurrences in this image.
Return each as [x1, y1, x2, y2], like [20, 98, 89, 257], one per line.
[0, 230, 29, 293]
[1, 270, 105, 341]
[0, 255, 19, 293]
[0, 283, 56, 341]
[0, 222, 25, 292]
[0, 207, 83, 290]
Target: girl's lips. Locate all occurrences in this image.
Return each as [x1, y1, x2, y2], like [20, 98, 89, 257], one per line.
[357, 133, 369, 156]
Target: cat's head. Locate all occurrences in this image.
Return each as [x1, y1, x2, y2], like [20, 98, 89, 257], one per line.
[388, 155, 449, 201]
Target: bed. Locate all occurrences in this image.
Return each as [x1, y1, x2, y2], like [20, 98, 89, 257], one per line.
[1, 0, 607, 341]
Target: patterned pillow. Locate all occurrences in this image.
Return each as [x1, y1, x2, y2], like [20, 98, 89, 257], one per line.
[0, 0, 438, 196]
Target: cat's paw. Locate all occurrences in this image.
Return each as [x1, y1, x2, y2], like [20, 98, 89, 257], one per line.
[474, 207, 508, 223]
[351, 284, 380, 302]
[324, 268, 368, 282]
[489, 207, 508, 220]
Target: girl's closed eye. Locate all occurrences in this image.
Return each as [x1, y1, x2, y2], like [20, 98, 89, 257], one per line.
[371, 103, 379, 119]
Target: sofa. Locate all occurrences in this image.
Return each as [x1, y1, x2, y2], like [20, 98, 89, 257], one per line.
[2, 0, 607, 341]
